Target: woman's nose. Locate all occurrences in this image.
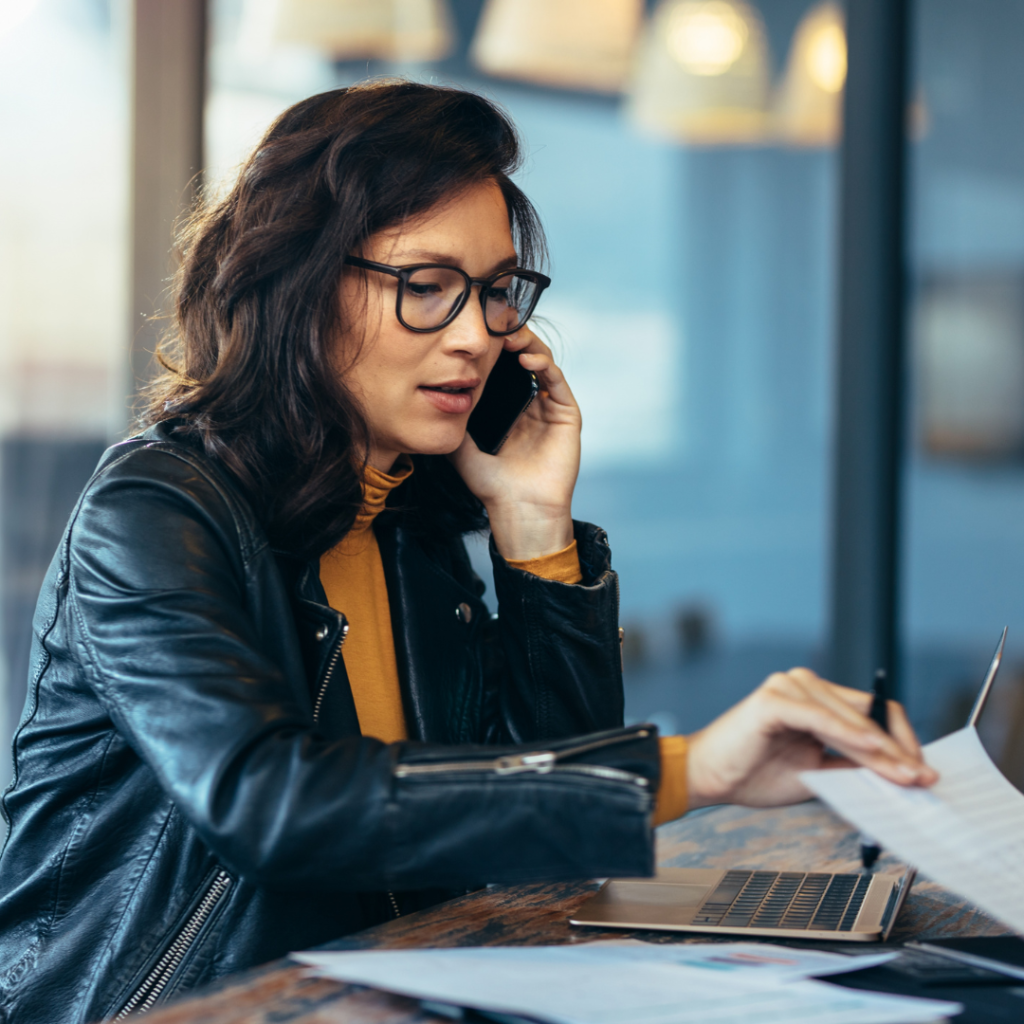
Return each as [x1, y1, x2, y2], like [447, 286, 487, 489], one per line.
[441, 288, 492, 356]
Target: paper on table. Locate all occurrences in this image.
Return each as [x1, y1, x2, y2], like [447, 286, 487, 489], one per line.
[293, 945, 960, 1024]
[525, 940, 899, 982]
[802, 725, 1024, 934]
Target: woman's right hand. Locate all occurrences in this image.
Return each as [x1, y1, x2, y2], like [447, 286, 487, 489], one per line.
[451, 327, 581, 562]
[684, 668, 938, 809]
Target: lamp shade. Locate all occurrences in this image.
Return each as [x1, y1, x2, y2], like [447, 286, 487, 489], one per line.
[627, 0, 771, 145]
[774, 1, 846, 147]
[471, 0, 644, 94]
[252, 0, 454, 62]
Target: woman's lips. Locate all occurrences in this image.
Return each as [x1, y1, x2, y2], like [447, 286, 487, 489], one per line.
[419, 385, 475, 415]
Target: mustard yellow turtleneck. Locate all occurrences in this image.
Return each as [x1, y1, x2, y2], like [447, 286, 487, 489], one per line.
[318, 460, 688, 824]
[319, 457, 414, 745]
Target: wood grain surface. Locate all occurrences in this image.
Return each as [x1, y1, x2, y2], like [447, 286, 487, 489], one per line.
[132, 801, 1006, 1024]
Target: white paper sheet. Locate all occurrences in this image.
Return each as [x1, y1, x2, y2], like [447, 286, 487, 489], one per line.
[570, 940, 898, 981]
[802, 725, 1024, 934]
[293, 945, 960, 1024]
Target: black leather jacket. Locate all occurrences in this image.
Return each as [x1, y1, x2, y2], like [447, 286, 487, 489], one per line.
[0, 425, 659, 1024]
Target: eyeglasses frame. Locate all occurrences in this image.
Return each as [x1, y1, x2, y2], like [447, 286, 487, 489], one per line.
[344, 256, 551, 336]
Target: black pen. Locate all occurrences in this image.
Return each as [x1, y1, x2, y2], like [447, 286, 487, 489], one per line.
[859, 669, 889, 871]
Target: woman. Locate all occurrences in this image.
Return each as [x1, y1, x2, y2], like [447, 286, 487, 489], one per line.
[0, 82, 933, 1024]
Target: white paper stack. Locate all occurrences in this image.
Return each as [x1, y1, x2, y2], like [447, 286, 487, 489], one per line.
[294, 941, 960, 1024]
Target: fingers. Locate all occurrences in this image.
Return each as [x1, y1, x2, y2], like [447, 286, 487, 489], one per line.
[788, 673, 921, 758]
[500, 328, 579, 413]
[507, 333, 569, 396]
[503, 326, 550, 357]
[781, 669, 926, 760]
[518, 350, 577, 409]
[767, 693, 932, 786]
[778, 670, 880, 733]
[884, 699, 924, 760]
[758, 669, 938, 786]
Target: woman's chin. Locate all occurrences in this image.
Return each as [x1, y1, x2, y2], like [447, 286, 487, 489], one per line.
[400, 427, 468, 457]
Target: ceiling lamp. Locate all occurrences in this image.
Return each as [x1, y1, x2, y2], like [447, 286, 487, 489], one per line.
[247, 0, 454, 63]
[773, 2, 846, 147]
[471, 0, 645, 94]
[627, 0, 772, 145]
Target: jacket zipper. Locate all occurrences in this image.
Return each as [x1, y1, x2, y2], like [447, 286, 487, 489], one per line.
[615, 572, 623, 672]
[314, 618, 406, 919]
[115, 870, 232, 1019]
[392, 729, 651, 787]
[313, 619, 349, 724]
[387, 891, 402, 919]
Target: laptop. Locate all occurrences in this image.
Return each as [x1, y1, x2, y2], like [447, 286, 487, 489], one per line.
[571, 628, 1007, 943]
[569, 866, 915, 942]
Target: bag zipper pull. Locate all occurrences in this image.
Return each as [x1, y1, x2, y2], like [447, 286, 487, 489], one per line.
[494, 752, 557, 775]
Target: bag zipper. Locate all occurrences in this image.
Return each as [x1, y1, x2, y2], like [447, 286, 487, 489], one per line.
[313, 619, 349, 724]
[114, 870, 232, 1020]
[392, 729, 651, 787]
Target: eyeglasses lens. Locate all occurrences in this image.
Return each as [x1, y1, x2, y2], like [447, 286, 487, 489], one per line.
[484, 273, 539, 334]
[402, 267, 468, 330]
[401, 269, 539, 332]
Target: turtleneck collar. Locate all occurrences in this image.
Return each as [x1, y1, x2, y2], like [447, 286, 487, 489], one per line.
[352, 455, 414, 532]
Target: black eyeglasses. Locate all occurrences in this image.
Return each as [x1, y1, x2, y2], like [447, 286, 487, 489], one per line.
[344, 256, 551, 336]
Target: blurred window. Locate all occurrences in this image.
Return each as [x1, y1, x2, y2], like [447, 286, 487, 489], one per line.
[905, 0, 1024, 780]
[0, 0, 127, 785]
[0, 0, 127, 438]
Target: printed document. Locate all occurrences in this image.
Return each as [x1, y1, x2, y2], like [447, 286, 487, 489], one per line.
[803, 725, 1024, 934]
[294, 943, 960, 1024]
[561, 939, 898, 980]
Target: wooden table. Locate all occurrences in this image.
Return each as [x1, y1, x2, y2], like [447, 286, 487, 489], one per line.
[135, 802, 1011, 1024]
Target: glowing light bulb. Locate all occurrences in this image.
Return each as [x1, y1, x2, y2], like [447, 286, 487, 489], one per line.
[667, 1, 749, 76]
[773, 2, 846, 146]
[807, 21, 846, 93]
[628, 0, 770, 144]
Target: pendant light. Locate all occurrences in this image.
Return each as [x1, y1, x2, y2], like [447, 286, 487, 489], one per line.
[774, 2, 846, 147]
[470, 0, 645, 94]
[244, 0, 454, 63]
[627, 0, 772, 145]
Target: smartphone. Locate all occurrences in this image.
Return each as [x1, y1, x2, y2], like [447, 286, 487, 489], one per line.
[467, 349, 538, 455]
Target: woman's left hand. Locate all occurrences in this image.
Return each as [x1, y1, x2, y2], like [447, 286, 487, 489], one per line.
[684, 668, 939, 809]
[451, 328, 581, 562]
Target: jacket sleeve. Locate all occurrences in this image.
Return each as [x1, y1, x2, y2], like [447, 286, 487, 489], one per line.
[485, 521, 625, 743]
[66, 446, 655, 892]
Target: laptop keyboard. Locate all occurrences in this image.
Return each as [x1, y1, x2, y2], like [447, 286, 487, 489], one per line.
[693, 870, 873, 931]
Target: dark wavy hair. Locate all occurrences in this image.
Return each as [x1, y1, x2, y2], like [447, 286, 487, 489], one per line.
[143, 80, 546, 561]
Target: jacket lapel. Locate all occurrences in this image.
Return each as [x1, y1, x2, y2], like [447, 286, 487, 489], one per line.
[376, 523, 488, 743]
[278, 552, 362, 738]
